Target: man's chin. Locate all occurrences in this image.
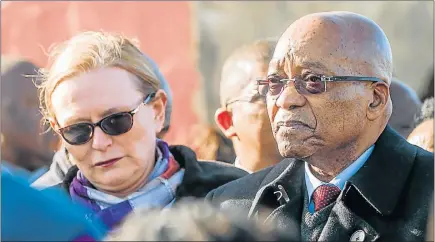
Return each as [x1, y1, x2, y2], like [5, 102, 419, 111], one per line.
[278, 141, 315, 159]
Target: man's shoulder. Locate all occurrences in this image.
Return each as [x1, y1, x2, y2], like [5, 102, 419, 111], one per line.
[207, 165, 274, 202]
[410, 146, 434, 183]
[197, 159, 248, 183]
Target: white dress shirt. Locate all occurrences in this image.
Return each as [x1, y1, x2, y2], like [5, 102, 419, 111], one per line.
[234, 157, 253, 174]
[304, 145, 375, 213]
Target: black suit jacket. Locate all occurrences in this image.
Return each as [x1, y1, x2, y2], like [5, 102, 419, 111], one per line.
[207, 126, 434, 241]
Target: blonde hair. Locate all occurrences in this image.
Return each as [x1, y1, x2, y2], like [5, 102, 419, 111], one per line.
[37, 31, 160, 129]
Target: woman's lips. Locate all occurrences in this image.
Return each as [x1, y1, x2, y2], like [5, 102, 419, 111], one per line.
[95, 157, 122, 167]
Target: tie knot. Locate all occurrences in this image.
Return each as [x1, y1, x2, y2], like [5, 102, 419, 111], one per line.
[312, 184, 341, 212]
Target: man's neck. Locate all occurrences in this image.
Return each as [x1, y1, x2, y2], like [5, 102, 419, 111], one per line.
[305, 142, 369, 182]
[233, 141, 282, 173]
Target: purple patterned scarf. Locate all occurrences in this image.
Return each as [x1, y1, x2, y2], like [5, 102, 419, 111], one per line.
[69, 140, 185, 230]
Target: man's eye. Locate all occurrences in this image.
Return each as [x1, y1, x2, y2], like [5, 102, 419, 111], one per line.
[305, 75, 321, 82]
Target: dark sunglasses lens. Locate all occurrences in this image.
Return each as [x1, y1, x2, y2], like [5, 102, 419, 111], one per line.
[295, 79, 326, 94]
[61, 123, 93, 145]
[101, 113, 133, 135]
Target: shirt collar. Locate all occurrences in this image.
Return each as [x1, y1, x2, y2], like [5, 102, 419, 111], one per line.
[304, 145, 375, 202]
[234, 157, 253, 174]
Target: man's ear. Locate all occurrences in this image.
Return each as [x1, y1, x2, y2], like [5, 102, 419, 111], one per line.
[367, 82, 389, 121]
[215, 108, 237, 138]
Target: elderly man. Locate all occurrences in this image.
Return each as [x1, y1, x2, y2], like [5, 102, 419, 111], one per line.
[207, 12, 434, 241]
[215, 39, 282, 173]
[1, 57, 58, 176]
[388, 79, 422, 137]
[31, 55, 174, 189]
[408, 97, 434, 152]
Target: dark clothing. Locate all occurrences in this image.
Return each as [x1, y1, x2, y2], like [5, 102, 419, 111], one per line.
[207, 126, 434, 241]
[52, 145, 247, 201]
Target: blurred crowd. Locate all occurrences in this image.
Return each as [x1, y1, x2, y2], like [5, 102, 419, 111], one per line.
[2, 10, 434, 242]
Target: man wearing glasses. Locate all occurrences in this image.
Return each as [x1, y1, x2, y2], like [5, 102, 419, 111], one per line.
[215, 39, 282, 173]
[207, 11, 434, 241]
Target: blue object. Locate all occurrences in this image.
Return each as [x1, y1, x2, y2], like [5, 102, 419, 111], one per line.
[1, 172, 107, 241]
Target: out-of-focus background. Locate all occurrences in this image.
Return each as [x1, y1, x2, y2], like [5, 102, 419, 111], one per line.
[1, 1, 433, 143]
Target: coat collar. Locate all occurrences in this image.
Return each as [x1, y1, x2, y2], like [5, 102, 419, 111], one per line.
[251, 125, 417, 217]
[348, 125, 417, 216]
[248, 158, 305, 218]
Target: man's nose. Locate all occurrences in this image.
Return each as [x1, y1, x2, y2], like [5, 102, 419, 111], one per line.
[92, 127, 112, 151]
[275, 81, 306, 110]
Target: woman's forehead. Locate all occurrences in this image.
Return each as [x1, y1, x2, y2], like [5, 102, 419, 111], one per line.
[51, 68, 143, 124]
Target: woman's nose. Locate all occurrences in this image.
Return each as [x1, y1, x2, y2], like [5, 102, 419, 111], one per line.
[92, 127, 112, 151]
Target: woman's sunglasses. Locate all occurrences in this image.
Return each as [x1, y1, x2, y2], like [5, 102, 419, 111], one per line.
[257, 75, 383, 99]
[58, 92, 156, 145]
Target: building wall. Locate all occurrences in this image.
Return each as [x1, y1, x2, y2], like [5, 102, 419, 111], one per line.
[1, 1, 200, 143]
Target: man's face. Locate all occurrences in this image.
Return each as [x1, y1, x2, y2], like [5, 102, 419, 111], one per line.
[266, 19, 378, 160]
[230, 62, 278, 151]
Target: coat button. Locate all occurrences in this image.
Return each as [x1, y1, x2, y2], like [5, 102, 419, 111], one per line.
[350, 230, 365, 241]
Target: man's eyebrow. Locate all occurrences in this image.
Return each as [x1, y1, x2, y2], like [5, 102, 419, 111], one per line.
[300, 61, 328, 71]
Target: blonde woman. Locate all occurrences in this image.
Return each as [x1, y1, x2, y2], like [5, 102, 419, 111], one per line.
[38, 31, 247, 230]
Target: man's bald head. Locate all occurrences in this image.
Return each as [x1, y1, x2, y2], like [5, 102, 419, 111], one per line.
[220, 39, 277, 107]
[267, 12, 393, 168]
[273, 11, 393, 84]
[216, 39, 282, 172]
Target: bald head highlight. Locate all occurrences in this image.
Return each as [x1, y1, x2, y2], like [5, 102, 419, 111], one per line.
[274, 11, 393, 84]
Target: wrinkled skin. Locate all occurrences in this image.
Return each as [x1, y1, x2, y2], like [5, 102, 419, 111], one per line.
[267, 12, 392, 181]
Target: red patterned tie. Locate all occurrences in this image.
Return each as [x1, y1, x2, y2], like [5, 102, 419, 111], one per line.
[312, 184, 341, 212]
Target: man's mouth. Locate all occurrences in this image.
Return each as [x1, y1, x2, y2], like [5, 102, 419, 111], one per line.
[277, 120, 312, 129]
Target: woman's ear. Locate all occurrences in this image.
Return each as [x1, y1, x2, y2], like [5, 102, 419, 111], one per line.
[367, 82, 389, 121]
[48, 118, 59, 133]
[152, 90, 167, 132]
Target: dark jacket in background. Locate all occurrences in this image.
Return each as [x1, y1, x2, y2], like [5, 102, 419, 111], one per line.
[207, 126, 434, 241]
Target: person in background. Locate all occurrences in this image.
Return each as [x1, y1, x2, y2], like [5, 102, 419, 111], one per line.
[2, 172, 105, 241]
[106, 200, 296, 241]
[388, 78, 422, 137]
[32, 52, 174, 189]
[426, 199, 434, 241]
[408, 97, 434, 152]
[35, 31, 247, 231]
[179, 123, 236, 164]
[420, 69, 434, 102]
[214, 39, 282, 173]
[1, 56, 59, 181]
[207, 11, 433, 241]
